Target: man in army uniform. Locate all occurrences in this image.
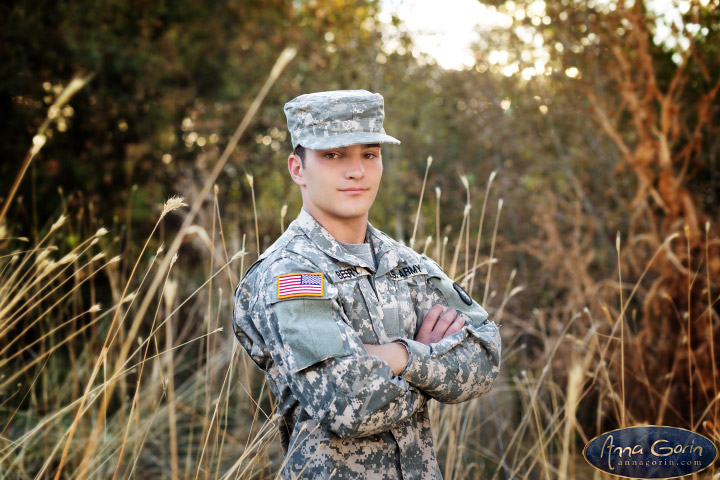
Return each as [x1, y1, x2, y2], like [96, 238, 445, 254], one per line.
[232, 90, 501, 479]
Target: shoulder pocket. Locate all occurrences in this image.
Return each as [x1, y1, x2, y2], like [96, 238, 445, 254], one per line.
[421, 255, 489, 327]
[269, 274, 345, 372]
[426, 276, 489, 327]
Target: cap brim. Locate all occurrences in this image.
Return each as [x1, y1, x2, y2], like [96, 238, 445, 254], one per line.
[299, 132, 401, 150]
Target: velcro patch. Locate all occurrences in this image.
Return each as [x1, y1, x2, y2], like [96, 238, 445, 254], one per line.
[277, 273, 324, 299]
[388, 263, 428, 280]
[329, 265, 370, 283]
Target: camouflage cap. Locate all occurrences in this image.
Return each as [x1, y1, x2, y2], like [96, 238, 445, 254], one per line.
[284, 90, 401, 150]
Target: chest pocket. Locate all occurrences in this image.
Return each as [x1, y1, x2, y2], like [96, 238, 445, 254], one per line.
[387, 262, 429, 339]
[327, 266, 377, 342]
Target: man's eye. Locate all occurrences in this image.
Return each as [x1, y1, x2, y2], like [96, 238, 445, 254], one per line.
[324, 152, 340, 159]
[364, 152, 378, 159]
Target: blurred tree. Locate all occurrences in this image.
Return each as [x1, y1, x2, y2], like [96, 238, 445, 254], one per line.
[0, 0, 400, 241]
[473, 0, 720, 429]
[1, 0, 513, 257]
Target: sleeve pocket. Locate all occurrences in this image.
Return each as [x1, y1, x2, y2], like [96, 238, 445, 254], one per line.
[272, 298, 347, 372]
[426, 276, 489, 327]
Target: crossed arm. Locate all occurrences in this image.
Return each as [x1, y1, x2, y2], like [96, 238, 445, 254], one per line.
[363, 304, 463, 375]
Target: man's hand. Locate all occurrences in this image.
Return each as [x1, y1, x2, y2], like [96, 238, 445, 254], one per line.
[363, 343, 409, 376]
[363, 304, 465, 375]
[414, 304, 465, 345]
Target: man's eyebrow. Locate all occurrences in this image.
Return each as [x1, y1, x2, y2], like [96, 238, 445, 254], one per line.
[363, 144, 381, 148]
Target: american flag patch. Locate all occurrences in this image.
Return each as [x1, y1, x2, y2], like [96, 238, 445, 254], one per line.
[277, 273, 324, 299]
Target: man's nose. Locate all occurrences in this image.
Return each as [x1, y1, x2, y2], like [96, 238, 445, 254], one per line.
[345, 155, 365, 178]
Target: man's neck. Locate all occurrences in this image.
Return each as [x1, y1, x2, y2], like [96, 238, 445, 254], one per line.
[302, 207, 368, 244]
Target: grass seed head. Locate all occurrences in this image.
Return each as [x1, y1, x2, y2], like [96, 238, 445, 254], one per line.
[94, 227, 108, 237]
[161, 196, 188, 219]
[164, 278, 178, 311]
[57, 253, 78, 265]
[122, 292, 137, 303]
[31, 135, 47, 156]
[35, 249, 52, 265]
[50, 214, 67, 232]
[38, 260, 52, 274]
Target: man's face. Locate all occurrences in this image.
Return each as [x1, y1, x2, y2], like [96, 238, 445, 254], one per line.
[289, 144, 383, 224]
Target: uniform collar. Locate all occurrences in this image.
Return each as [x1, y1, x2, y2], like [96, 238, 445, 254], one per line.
[293, 208, 400, 275]
[366, 222, 401, 277]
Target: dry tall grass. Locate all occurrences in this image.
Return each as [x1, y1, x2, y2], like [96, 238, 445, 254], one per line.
[3, 162, 718, 478]
[2, 53, 719, 480]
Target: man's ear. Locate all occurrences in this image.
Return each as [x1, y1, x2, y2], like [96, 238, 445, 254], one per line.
[288, 154, 305, 186]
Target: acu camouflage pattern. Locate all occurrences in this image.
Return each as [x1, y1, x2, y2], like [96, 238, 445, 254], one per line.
[233, 209, 501, 479]
[283, 90, 402, 150]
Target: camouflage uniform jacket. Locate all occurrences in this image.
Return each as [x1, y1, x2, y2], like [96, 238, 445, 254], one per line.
[232, 209, 501, 479]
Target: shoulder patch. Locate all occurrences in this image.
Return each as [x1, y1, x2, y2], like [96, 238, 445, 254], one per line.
[277, 273, 324, 299]
[453, 282, 473, 306]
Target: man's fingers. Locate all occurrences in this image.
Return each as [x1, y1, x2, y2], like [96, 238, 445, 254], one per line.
[418, 304, 444, 336]
[416, 305, 465, 345]
[443, 315, 465, 338]
[434, 308, 457, 337]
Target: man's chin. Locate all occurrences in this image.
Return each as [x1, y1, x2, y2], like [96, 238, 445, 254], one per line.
[337, 211, 370, 220]
[331, 206, 372, 221]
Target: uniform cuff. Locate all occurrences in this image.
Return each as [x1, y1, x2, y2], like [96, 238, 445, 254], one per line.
[395, 338, 432, 386]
